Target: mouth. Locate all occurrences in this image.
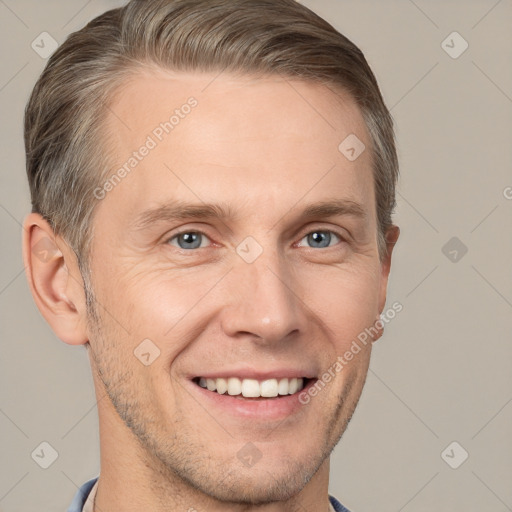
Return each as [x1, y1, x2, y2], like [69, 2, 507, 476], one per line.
[187, 367, 320, 420]
[192, 376, 312, 399]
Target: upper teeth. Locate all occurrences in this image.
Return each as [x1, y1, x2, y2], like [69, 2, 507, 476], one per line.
[198, 377, 305, 397]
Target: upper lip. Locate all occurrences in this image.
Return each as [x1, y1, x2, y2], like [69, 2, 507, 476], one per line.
[190, 368, 317, 381]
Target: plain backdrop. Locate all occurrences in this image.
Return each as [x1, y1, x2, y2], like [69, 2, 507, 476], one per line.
[1, 1, 511, 511]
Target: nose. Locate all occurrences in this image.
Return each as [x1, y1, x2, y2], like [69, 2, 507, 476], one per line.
[220, 249, 303, 346]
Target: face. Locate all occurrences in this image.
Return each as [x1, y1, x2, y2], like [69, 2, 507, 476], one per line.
[84, 68, 394, 504]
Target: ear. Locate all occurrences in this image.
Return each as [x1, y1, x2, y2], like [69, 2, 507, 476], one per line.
[22, 213, 89, 345]
[372, 224, 400, 342]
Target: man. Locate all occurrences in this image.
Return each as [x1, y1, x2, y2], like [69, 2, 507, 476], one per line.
[22, 0, 400, 510]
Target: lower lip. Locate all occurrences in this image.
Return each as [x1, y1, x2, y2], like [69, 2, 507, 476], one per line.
[187, 379, 316, 421]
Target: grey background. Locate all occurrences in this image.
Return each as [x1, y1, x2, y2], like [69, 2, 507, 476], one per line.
[1, 0, 511, 510]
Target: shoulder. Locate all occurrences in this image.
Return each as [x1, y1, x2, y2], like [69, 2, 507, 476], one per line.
[329, 493, 354, 512]
[67, 476, 99, 512]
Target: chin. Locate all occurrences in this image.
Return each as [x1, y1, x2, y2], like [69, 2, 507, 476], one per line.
[188, 459, 318, 505]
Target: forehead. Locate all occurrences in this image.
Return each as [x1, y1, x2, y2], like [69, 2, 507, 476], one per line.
[98, 68, 375, 227]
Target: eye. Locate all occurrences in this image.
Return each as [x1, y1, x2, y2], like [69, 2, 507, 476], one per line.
[167, 231, 211, 250]
[297, 230, 343, 249]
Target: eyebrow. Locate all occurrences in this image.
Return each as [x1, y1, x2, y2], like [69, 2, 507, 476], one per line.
[131, 198, 368, 231]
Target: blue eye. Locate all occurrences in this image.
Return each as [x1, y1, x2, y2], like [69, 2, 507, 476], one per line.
[168, 231, 210, 250]
[166, 229, 343, 252]
[298, 230, 342, 249]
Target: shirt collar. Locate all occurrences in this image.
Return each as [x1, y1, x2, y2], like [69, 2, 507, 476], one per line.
[82, 478, 98, 512]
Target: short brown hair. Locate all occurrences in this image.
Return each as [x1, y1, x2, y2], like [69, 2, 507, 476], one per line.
[24, 0, 398, 278]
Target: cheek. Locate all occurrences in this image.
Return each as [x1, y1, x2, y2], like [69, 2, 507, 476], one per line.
[105, 266, 165, 321]
[306, 264, 381, 338]
[110, 272, 208, 357]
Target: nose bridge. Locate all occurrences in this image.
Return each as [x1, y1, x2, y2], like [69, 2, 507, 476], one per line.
[221, 243, 301, 343]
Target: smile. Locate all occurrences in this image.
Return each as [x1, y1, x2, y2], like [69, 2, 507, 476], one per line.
[194, 376, 309, 398]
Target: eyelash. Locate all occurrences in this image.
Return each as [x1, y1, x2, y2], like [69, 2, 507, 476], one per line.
[165, 228, 346, 251]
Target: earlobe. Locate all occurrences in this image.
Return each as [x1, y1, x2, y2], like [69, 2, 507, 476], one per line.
[370, 313, 384, 343]
[22, 213, 89, 346]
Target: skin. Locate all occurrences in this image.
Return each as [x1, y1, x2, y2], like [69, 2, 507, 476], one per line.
[23, 68, 399, 512]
